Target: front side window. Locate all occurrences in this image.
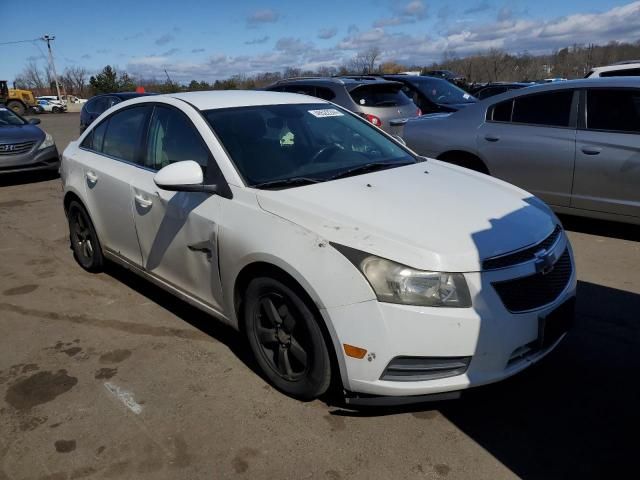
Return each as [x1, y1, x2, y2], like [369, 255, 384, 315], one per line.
[511, 90, 574, 127]
[586, 89, 640, 133]
[145, 106, 210, 170]
[102, 106, 150, 163]
[489, 100, 513, 122]
[204, 103, 416, 187]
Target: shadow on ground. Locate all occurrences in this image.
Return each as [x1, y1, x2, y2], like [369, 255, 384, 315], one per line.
[104, 238, 639, 479]
[0, 170, 59, 188]
[559, 214, 640, 242]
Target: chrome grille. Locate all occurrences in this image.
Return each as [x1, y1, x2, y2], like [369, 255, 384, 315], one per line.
[492, 248, 572, 313]
[0, 141, 36, 155]
[483, 225, 563, 270]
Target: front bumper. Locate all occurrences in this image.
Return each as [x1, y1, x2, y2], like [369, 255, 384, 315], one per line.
[324, 246, 577, 398]
[0, 145, 60, 174]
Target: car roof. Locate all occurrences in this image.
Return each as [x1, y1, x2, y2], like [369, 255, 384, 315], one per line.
[165, 90, 331, 110]
[592, 62, 640, 72]
[92, 92, 155, 100]
[475, 77, 640, 104]
[271, 76, 402, 91]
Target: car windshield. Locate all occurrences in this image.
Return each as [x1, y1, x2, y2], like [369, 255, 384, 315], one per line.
[0, 107, 26, 126]
[204, 103, 417, 188]
[411, 78, 476, 105]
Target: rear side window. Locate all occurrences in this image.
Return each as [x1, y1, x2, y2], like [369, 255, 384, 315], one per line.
[102, 106, 150, 162]
[145, 106, 210, 170]
[600, 68, 640, 77]
[489, 100, 513, 122]
[512, 91, 574, 127]
[81, 120, 109, 151]
[349, 84, 412, 107]
[315, 87, 336, 101]
[586, 89, 640, 133]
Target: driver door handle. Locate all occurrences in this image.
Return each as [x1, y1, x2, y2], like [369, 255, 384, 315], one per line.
[134, 194, 153, 209]
[85, 171, 98, 183]
[581, 147, 602, 155]
[484, 135, 500, 142]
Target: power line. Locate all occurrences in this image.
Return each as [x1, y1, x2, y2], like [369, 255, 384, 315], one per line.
[0, 38, 41, 46]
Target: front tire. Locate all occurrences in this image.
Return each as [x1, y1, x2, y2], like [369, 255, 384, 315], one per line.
[6, 101, 25, 116]
[67, 201, 104, 272]
[52, 106, 60, 114]
[243, 277, 331, 400]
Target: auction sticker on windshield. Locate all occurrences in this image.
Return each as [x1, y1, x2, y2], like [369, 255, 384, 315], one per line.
[308, 109, 344, 118]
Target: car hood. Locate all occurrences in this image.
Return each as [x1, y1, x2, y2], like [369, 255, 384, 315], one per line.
[0, 124, 44, 142]
[255, 161, 557, 272]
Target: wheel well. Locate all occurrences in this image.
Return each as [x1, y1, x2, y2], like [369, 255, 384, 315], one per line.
[234, 262, 344, 392]
[63, 191, 83, 216]
[437, 151, 490, 175]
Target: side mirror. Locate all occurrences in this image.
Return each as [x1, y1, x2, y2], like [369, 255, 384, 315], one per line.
[153, 160, 216, 193]
[29, 118, 41, 125]
[391, 134, 406, 146]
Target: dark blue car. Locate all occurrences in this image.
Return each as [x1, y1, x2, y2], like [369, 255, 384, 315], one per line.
[382, 75, 477, 115]
[80, 92, 155, 133]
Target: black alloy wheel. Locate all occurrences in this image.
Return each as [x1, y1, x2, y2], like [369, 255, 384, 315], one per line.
[244, 277, 331, 400]
[67, 201, 104, 272]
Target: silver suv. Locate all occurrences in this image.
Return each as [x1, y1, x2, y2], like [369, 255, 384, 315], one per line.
[265, 76, 419, 135]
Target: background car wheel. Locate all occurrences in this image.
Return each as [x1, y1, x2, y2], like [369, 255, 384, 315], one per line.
[52, 107, 60, 114]
[243, 277, 331, 400]
[67, 201, 104, 272]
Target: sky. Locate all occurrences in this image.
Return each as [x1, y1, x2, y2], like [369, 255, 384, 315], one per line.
[2, 0, 640, 83]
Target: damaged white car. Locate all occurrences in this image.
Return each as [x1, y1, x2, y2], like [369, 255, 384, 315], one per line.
[60, 91, 576, 405]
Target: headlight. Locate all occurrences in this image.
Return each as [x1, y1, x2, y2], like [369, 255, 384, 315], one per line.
[38, 132, 55, 150]
[332, 243, 472, 308]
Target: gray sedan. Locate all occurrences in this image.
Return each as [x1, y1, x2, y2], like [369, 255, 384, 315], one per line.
[403, 78, 640, 225]
[0, 107, 59, 174]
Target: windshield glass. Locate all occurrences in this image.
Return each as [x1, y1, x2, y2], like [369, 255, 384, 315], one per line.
[204, 103, 416, 188]
[411, 78, 476, 105]
[0, 107, 26, 126]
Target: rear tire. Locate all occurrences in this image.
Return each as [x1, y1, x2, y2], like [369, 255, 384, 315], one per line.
[52, 106, 60, 114]
[243, 276, 331, 400]
[67, 201, 104, 272]
[6, 100, 25, 116]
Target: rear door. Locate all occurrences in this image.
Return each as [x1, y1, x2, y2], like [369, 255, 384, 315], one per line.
[78, 105, 152, 264]
[572, 88, 640, 218]
[476, 89, 577, 206]
[129, 104, 226, 312]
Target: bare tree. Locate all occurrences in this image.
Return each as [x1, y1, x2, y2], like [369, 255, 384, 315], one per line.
[20, 61, 47, 90]
[64, 66, 89, 96]
[348, 47, 382, 74]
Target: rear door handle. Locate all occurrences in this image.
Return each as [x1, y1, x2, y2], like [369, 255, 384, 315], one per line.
[581, 147, 602, 155]
[484, 135, 500, 142]
[85, 171, 98, 184]
[134, 194, 153, 209]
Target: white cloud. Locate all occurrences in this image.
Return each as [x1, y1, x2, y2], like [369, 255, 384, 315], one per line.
[318, 27, 338, 40]
[247, 8, 279, 26]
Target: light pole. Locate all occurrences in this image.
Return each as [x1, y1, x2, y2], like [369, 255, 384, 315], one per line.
[42, 35, 62, 101]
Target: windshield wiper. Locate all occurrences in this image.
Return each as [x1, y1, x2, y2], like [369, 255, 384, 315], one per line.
[326, 161, 414, 181]
[252, 177, 322, 190]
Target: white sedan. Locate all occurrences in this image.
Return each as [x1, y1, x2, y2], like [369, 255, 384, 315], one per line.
[60, 91, 576, 404]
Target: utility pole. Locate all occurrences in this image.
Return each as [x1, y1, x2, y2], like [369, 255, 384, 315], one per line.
[42, 35, 62, 101]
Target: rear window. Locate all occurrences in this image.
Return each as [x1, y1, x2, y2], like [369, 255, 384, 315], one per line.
[600, 68, 640, 77]
[349, 84, 412, 107]
[512, 91, 574, 127]
[587, 89, 640, 133]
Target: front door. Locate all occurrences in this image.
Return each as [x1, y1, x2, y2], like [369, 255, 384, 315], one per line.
[572, 88, 640, 219]
[477, 90, 577, 207]
[130, 104, 225, 312]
